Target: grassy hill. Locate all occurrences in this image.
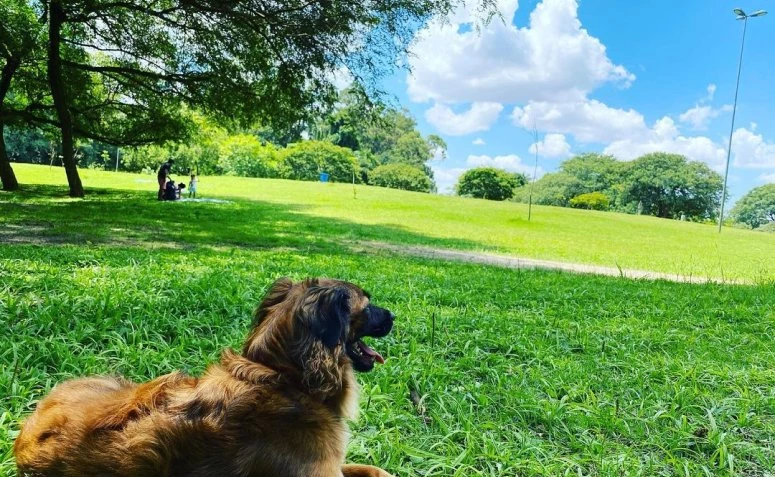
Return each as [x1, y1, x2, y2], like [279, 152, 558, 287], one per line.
[1, 164, 775, 475]
[3, 163, 774, 281]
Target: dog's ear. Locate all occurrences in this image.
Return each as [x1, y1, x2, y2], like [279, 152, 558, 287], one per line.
[299, 285, 350, 348]
[254, 277, 294, 325]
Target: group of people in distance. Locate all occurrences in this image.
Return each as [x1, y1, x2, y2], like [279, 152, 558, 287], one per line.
[157, 159, 198, 201]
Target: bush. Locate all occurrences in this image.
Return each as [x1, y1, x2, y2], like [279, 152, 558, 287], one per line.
[369, 163, 433, 192]
[570, 192, 610, 210]
[456, 167, 526, 201]
[278, 140, 360, 183]
[218, 135, 281, 178]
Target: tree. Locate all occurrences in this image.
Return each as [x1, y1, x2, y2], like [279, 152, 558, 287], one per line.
[218, 135, 281, 178]
[279, 141, 359, 183]
[370, 163, 433, 192]
[731, 183, 775, 229]
[0, 0, 43, 190]
[457, 167, 526, 201]
[317, 86, 445, 185]
[513, 171, 584, 206]
[6, 1, 489, 197]
[569, 192, 610, 211]
[620, 152, 723, 219]
[560, 153, 625, 206]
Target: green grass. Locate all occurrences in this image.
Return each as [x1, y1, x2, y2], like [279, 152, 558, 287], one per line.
[1, 165, 775, 476]
[5, 163, 774, 282]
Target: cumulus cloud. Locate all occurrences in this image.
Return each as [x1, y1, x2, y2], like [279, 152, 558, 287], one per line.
[430, 164, 467, 194]
[759, 172, 775, 183]
[732, 128, 775, 169]
[425, 102, 503, 135]
[472, 138, 486, 145]
[407, 0, 634, 105]
[602, 116, 727, 170]
[678, 105, 730, 131]
[466, 154, 543, 177]
[430, 153, 545, 194]
[512, 99, 647, 143]
[706, 83, 717, 102]
[528, 133, 572, 158]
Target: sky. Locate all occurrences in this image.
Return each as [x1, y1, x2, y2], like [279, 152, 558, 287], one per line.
[377, 0, 775, 200]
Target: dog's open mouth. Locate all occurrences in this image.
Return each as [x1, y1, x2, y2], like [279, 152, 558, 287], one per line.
[346, 339, 384, 372]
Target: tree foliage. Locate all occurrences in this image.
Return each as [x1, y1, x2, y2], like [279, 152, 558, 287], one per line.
[279, 141, 359, 183]
[370, 163, 433, 193]
[514, 171, 584, 207]
[457, 167, 526, 201]
[314, 85, 445, 186]
[515, 152, 722, 219]
[2, 0, 487, 196]
[570, 192, 610, 211]
[621, 153, 722, 219]
[731, 183, 775, 229]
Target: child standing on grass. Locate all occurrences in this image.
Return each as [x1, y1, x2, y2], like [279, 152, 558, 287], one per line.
[188, 174, 198, 198]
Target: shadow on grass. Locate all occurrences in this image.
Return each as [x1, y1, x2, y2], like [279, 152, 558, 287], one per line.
[0, 184, 488, 254]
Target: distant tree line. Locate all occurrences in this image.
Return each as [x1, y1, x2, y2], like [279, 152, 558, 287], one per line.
[511, 152, 724, 221]
[4, 87, 444, 192]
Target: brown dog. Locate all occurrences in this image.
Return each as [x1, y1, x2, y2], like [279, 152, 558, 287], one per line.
[14, 278, 396, 477]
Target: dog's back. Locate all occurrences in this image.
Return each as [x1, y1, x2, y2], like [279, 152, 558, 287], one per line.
[14, 358, 349, 477]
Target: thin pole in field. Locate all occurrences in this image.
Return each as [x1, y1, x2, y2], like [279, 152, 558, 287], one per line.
[528, 126, 539, 221]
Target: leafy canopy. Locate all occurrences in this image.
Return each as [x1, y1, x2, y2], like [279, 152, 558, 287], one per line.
[731, 183, 775, 229]
[457, 167, 526, 201]
[370, 163, 434, 193]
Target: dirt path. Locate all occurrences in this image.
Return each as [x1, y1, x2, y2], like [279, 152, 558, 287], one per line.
[359, 241, 748, 285]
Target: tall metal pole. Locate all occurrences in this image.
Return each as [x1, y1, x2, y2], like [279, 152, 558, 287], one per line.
[718, 16, 748, 232]
[528, 127, 539, 221]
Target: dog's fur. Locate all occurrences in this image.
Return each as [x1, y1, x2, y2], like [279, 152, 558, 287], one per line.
[14, 278, 395, 477]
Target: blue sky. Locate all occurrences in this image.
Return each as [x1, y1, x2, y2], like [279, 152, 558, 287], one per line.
[378, 0, 775, 200]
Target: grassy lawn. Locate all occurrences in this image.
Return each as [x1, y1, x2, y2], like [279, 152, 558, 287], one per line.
[1, 168, 775, 476]
[5, 163, 774, 282]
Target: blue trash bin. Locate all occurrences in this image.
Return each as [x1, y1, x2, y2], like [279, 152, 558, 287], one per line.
[319, 172, 329, 183]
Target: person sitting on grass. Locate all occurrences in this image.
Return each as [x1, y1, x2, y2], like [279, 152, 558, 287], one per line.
[188, 174, 198, 198]
[157, 159, 175, 200]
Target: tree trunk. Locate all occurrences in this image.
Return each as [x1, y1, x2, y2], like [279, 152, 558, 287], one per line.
[0, 57, 20, 191]
[47, 0, 84, 197]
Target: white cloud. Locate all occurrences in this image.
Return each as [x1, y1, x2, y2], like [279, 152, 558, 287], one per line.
[512, 99, 647, 143]
[706, 83, 717, 102]
[732, 128, 775, 169]
[472, 138, 486, 146]
[529, 133, 572, 158]
[759, 172, 775, 183]
[678, 104, 732, 131]
[407, 0, 634, 105]
[466, 154, 543, 177]
[430, 153, 546, 194]
[602, 116, 727, 170]
[430, 164, 467, 194]
[425, 102, 503, 135]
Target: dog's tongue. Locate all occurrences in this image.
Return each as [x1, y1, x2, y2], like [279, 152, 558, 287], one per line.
[357, 340, 385, 364]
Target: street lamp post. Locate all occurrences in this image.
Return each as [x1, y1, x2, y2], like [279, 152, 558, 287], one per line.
[718, 8, 767, 233]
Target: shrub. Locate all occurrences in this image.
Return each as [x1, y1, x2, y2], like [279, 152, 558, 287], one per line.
[218, 135, 281, 178]
[370, 163, 433, 192]
[278, 141, 360, 183]
[456, 167, 526, 201]
[570, 192, 610, 210]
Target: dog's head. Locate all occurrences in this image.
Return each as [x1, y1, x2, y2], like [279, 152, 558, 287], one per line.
[242, 278, 394, 395]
